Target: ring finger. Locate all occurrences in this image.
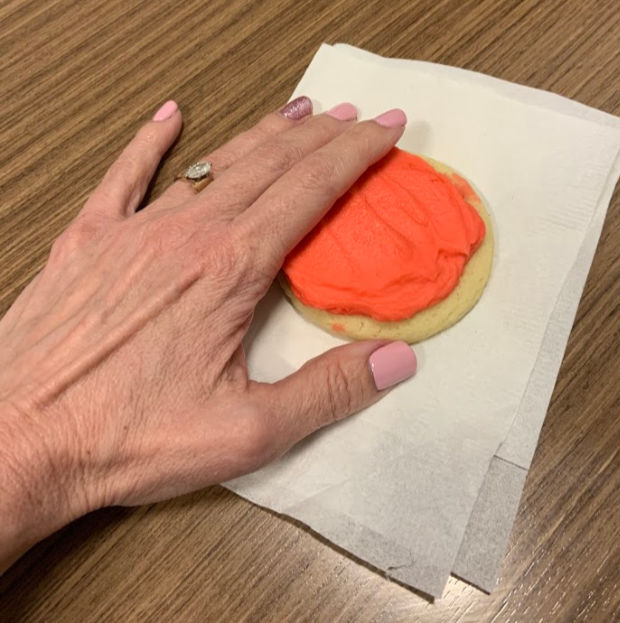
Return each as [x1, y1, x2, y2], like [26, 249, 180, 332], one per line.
[155, 96, 315, 209]
[188, 102, 359, 221]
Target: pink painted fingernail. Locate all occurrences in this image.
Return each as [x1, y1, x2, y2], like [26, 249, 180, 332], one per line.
[279, 96, 313, 120]
[326, 102, 358, 121]
[369, 341, 417, 390]
[152, 100, 178, 122]
[373, 108, 407, 128]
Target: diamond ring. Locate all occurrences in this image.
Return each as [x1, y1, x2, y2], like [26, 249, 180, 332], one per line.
[176, 161, 213, 192]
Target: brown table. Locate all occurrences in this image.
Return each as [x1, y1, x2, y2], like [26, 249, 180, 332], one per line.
[1, 0, 618, 621]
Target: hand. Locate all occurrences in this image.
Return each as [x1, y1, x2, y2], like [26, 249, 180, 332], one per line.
[0, 98, 416, 570]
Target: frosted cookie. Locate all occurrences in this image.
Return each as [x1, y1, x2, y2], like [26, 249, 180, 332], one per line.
[280, 148, 493, 344]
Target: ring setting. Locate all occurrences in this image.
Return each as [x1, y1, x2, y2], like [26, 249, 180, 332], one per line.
[177, 161, 213, 192]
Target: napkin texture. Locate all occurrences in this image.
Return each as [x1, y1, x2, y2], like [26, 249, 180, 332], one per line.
[226, 44, 620, 597]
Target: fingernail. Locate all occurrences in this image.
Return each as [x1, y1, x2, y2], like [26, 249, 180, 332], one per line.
[326, 102, 358, 121]
[152, 100, 178, 122]
[279, 95, 313, 120]
[369, 341, 417, 390]
[373, 108, 407, 128]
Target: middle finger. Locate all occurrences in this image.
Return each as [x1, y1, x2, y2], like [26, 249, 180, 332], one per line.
[190, 102, 358, 220]
[155, 96, 314, 209]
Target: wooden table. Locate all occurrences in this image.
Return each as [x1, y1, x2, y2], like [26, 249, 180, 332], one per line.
[1, 0, 618, 620]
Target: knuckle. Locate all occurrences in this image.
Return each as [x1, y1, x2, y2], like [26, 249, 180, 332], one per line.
[141, 214, 245, 282]
[208, 146, 236, 171]
[350, 122, 382, 154]
[118, 152, 142, 181]
[256, 112, 286, 136]
[115, 151, 151, 194]
[200, 233, 239, 280]
[143, 216, 183, 250]
[186, 225, 246, 288]
[107, 128, 160, 186]
[141, 213, 194, 256]
[312, 118, 343, 142]
[136, 125, 159, 146]
[299, 154, 343, 195]
[258, 140, 305, 175]
[49, 216, 101, 260]
[323, 360, 355, 422]
[234, 407, 274, 465]
[114, 140, 144, 177]
[97, 157, 141, 207]
[229, 223, 276, 284]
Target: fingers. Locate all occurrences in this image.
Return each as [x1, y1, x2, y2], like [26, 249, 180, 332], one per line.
[155, 96, 315, 209]
[236, 109, 407, 274]
[82, 100, 183, 219]
[190, 102, 359, 220]
[252, 340, 417, 452]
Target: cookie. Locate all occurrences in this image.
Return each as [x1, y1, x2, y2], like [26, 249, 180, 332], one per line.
[281, 150, 494, 344]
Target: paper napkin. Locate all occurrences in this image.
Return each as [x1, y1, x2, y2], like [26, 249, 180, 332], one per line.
[226, 44, 620, 597]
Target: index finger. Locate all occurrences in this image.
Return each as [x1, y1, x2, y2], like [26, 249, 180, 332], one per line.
[235, 109, 407, 275]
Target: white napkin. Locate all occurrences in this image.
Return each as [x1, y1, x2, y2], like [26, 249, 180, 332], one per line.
[335, 45, 620, 591]
[226, 44, 620, 597]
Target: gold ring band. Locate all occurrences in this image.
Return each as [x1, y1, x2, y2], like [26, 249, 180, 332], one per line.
[176, 161, 213, 192]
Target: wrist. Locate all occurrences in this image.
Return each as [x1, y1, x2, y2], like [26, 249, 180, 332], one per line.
[0, 399, 90, 572]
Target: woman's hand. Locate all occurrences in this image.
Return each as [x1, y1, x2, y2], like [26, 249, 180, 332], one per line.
[0, 98, 416, 570]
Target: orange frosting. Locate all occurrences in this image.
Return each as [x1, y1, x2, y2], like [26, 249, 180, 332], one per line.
[283, 148, 486, 321]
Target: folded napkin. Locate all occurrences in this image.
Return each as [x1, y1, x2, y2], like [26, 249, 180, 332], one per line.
[226, 44, 620, 597]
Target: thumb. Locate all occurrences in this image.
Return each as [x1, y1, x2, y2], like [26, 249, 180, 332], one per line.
[255, 340, 417, 449]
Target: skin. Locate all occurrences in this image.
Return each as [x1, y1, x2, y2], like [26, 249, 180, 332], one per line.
[0, 101, 406, 572]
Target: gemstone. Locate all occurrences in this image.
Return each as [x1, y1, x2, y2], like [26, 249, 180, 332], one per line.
[185, 161, 212, 179]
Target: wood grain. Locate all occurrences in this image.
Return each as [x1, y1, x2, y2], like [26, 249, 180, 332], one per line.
[1, 0, 619, 621]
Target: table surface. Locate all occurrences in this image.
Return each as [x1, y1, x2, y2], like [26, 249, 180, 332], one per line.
[0, 0, 618, 621]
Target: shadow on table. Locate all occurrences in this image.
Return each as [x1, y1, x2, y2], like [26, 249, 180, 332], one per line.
[0, 482, 436, 622]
